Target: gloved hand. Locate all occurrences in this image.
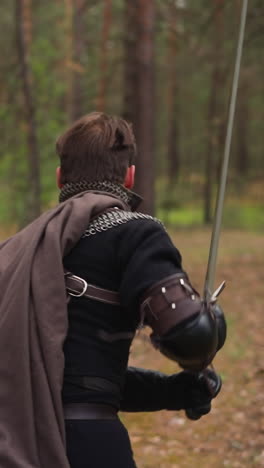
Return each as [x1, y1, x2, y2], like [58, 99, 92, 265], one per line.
[166, 368, 221, 420]
[185, 368, 222, 420]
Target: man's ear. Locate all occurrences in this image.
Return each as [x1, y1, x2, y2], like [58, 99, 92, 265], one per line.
[56, 166, 63, 189]
[124, 165, 135, 189]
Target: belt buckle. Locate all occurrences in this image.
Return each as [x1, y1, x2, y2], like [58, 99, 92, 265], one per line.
[67, 274, 88, 297]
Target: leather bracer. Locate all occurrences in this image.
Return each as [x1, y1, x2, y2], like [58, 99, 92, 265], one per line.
[140, 273, 219, 371]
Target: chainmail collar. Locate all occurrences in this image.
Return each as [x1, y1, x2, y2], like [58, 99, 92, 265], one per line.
[59, 180, 142, 211]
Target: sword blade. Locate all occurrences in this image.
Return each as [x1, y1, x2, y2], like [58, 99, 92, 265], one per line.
[203, 0, 249, 304]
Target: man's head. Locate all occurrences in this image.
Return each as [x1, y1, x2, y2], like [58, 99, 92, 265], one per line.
[56, 112, 136, 189]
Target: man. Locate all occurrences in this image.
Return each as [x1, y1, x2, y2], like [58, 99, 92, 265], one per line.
[57, 112, 227, 467]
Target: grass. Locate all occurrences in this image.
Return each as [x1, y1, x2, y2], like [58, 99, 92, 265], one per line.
[157, 202, 264, 230]
[122, 229, 264, 468]
[156, 176, 264, 230]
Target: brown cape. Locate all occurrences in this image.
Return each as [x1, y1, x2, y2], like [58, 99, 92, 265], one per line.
[0, 191, 127, 468]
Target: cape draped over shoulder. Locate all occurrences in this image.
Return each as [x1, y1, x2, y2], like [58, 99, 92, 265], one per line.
[0, 191, 127, 468]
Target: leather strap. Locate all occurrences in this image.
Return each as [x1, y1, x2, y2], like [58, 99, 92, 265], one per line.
[140, 273, 201, 336]
[63, 403, 118, 420]
[65, 272, 120, 306]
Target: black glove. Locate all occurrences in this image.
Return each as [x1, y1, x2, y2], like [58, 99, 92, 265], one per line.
[166, 368, 221, 420]
[185, 368, 222, 420]
[120, 367, 221, 415]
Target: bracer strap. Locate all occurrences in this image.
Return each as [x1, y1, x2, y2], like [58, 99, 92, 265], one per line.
[140, 273, 201, 336]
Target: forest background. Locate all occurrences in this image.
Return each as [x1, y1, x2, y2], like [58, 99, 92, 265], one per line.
[0, 0, 263, 228]
[0, 1, 263, 467]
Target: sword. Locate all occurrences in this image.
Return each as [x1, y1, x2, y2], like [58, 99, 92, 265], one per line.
[204, 0, 248, 306]
[186, 0, 248, 420]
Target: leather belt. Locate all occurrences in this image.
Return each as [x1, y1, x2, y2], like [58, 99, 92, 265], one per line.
[65, 272, 120, 306]
[64, 403, 118, 420]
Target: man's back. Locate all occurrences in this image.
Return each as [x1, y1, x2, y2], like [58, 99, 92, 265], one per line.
[63, 206, 182, 409]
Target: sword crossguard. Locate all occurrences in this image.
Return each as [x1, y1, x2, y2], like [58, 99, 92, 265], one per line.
[209, 280, 226, 305]
[204, 280, 226, 307]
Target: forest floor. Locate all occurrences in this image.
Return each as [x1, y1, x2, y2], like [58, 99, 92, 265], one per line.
[121, 229, 264, 468]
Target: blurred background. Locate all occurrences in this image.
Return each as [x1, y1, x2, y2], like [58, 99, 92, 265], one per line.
[0, 0, 263, 228]
[0, 1, 263, 467]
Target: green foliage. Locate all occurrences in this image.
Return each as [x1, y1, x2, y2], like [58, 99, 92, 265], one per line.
[158, 201, 264, 231]
[0, 0, 263, 227]
[157, 176, 264, 230]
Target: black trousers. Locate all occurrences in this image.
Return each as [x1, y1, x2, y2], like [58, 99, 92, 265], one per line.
[65, 418, 137, 468]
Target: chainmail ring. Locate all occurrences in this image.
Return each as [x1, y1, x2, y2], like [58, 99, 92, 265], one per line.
[82, 209, 163, 237]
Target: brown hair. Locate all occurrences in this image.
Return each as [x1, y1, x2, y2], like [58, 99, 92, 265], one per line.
[56, 112, 137, 184]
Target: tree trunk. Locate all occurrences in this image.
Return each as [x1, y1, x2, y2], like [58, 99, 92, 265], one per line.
[216, 86, 227, 180]
[71, 0, 86, 121]
[122, 0, 138, 124]
[22, 0, 32, 47]
[204, 68, 219, 224]
[235, 77, 249, 177]
[64, 0, 86, 122]
[96, 0, 113, 112]
[64, 0, 74, 122]
[203, 0, 224, 224]
[167, 4, 180, 185]
[132, 0, 156, 215]
[15, 0, 41, 222]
